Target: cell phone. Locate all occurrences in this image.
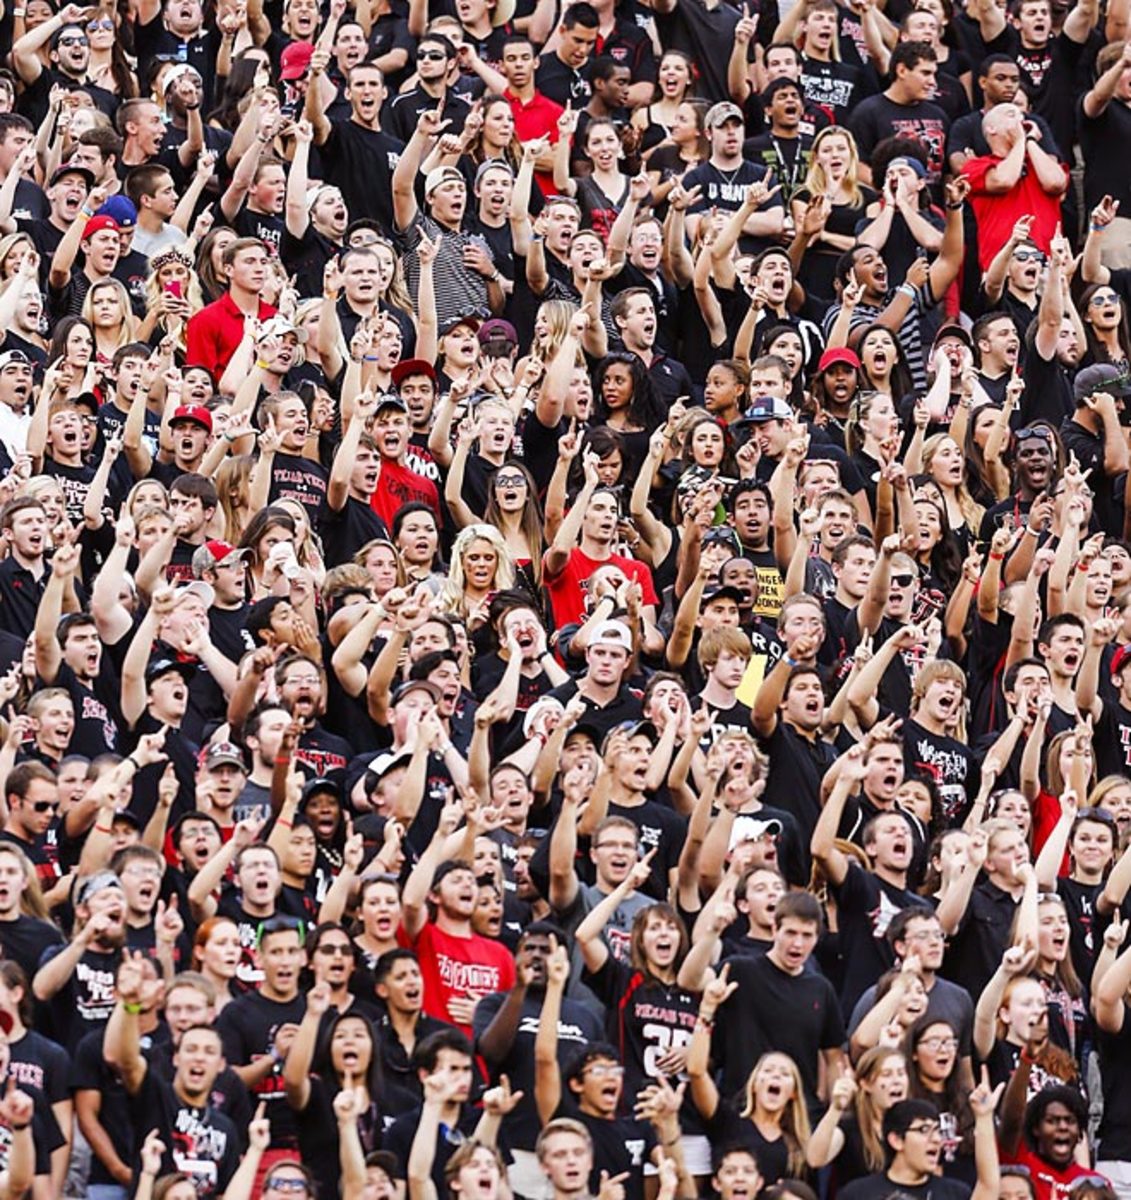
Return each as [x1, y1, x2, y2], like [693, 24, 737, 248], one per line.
[165, 280, 182, 299]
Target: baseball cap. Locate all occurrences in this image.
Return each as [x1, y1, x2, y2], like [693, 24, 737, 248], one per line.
[375, 393, 409, 414]
[0, 350, 31, 372]
[1074, 362, 1131, 402]
[479, 318, 518, 347]
[145, 657, 197, 685]
[82, 214, 119, 240]
[98, 195, 138, 229]
[740, 396, 793, 424]
[702, 585, 745, 607]
[171, 403, 212, 432]
[78, 870, 124, 906]
[172, 580, 215, 609]
[258, 314, 308, 344]
[301, 777, 343, 805]
[474, 159, 515, 188]
[705, 101, 744, 129]
[363, 749, 412, 791]
[818, 346, 862, 373]
[732, 815, 783, 844]
[423, 166, 465, 198]
[932, 322, 973, 350]
[49, 163, 94, 188]
[201, 740, 246, 771]
[440, 314, 483, 338]
[1112, 645, 1131, 678]
[111, 809, 141, 830]
[280, 40, 314, 80]
[392, 678, 442, 705]
[391, 358, 437, 387]
[193, 539, 249, 575]
[887, 155, 927, 179]
[492, 0, 516, 26]
[589, 619, 633, 651]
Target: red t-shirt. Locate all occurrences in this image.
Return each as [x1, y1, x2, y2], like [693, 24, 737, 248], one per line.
[504, 88, 562, 196]
[1002, 1143, 1106, 1200]
[544, 545, 659, 629]
[407, 921, 516, 1035]
[961, 153, 1068, 271]
[370, 459, 441, 527]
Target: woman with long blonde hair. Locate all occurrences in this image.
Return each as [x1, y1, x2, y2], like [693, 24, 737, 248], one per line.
[838, 1047, 910, 1180]
[138, 245, 203, 348]
[790, 127, 877, 304]
[82, 278, 136, 362]
[437, 524, 516, 631]
[214, 455, 255, 543]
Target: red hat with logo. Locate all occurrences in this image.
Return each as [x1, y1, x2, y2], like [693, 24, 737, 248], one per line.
[172, 404, 213, 432]
[280, 41, 314, 80]
[82, 214, 119, 240]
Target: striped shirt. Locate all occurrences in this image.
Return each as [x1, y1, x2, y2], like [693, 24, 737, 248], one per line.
[400, 212, 491, 329]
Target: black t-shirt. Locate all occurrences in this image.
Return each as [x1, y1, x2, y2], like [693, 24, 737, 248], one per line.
[269, 452, 329, 529]
[832, 863, 933, 1015]
[684, 160, 782, 255]
[715, 953, 845, 1110]
[319, 120, 405, 236]
[215, 990, 307, 1150]
[48, 660, 123, 760]
[232, 203, 284, 258]
[37, 943, 120, 1053]
[758, 721, 839, 836]
[605, 798, 685, 901]
[472, 988, 604, 1150]
[382, 1102, 484, 1188]
[552, 1097, 658, 1200]
[902, 718, 977, 824]
[850, 94, 950, 190]
[320, 495, 389, 568]
[840, 1171, 971, 1200]
[652, 0, 741, 103]
[1096, 1005, 1131, 1160]
[800, 56, 871, 120]
[128, 1068, 241, 1198]
[0, 914, 64, 982]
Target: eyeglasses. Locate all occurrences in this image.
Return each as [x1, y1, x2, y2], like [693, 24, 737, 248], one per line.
[904, 928, 945, 942]
[285, 675, 321, 686]
[58, 34, 89, 45]
[316, 943, 353, 956]
[87, 17, 115, 29]
[495, 474, 527, 488]
[918, 1036, 958, 1051]
[265, 1179, 309, 1195]
[891, 573, 916, 587]
[417, 48, 447, 60]
[584, 1064, 624, 1078]
[1012, 249, 1045, 263]
[1089, 293, 1120, 306]
[906, 1122, 943, 1137]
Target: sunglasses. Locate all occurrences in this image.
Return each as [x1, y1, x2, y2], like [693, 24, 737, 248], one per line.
[495, 474, 527, 488]
[32, 801, 59, 813]
[87, 17, 115, 29]
[1012, 249, 1045, 263]
[891, 573, 916, 587]
[315, 942, 353, 956]
[266, 1180, 309, 1195]
[58, 34, 89, 45]
[1013, 427, 1053, 442]
[1089, 292, 1121, 306]
[417, 48, 447, 60]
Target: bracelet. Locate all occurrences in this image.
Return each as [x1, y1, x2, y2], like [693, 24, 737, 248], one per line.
[784, 655, 799, 668]
[126, 755, 140, 770]
[12, 8, 25, 14]
[363, 354, 379, 361]
[989, 552, 1004, 561]
[1090, 224, 1103, 232]
[8, 1123, 29, 1131]
[697, 1014, 715, 1029]
[80, 207, 94, 219]
[1022, 524, 1038, 537]
[277, 818, 293, 829]
[224, 431, 236, 443]
[94, 824, 112, 834]
[122, 1001, 143, 1015]
[438, 739, 454, 755]
[945, 201, 963, 210]
[897, 283, 916, 298]
[255, 360, 270, 369]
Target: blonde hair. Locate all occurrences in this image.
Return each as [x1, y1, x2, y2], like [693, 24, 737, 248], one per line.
[739, 1053, 811, 1177]
[800, 126, 863, 206]
[215, 455, 254, 543]
[438, 524, 516, 615]
[922, 433, 985, 533]
[911, 659, 967, 739]
[81, 278, 136, 350]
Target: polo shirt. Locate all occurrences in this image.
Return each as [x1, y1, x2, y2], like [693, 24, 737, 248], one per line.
[185, 293, 278, 383]
[504, 88, 563, 195]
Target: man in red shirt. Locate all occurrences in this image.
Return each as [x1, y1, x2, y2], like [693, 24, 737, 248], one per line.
[185, 237, 277, 382]
[369, 393, 441, 528]
[499, 35, 561, 194]
[961, 102, 1069, 270]
[543, 454, 658, 630]
[402, 855, 516, 1035]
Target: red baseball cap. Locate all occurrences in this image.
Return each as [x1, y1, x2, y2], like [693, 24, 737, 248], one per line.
[171, 404, 212, 432]
[82, 214, 119, 240]
[818, 346, 861, 373]
[1112, 645, 1131, 678]
[280, 41, 314, 80]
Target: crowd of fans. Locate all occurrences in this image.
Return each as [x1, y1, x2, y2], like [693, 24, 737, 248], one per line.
[0, 0, 1130, 1195]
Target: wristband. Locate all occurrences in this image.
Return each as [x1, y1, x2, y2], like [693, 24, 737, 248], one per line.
[897, 283, 916, 298]
[94, 824, 112, 834]
[277, 818, 293, 829]
[1090, 223, 1103, 233]
[989, 552, 1004, 561]
[438, 739, 454, 755]
[945, 201, 963, 210]
[80, 207, 94, 219]
[255, 360, 271, 370]
[8, 1123, 29, 1131]
[784, 655, 799, 668]
[1022, 524, 1038, 537]
[126, 755, 141, 770]
[122, 1001, 143, 1015]
[12, 8, 25, 14]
